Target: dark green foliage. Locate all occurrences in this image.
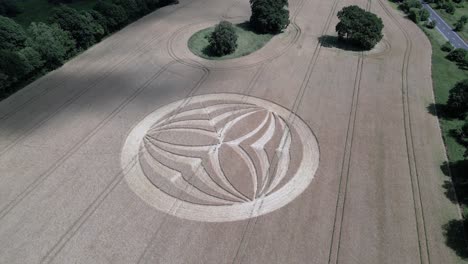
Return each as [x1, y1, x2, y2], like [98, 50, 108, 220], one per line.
[426, 20, 437, 28]
[400, 0, 422, 13]
[419, 8, 430, 21]
[209, 21, 238, 56]
[0, 0, 21, 17]
[335, 5, 384, 50]
[249, 0, 290, 34]
[93, 1, 128, 31]
[18, 47, 44, 73]
[50, 5, 99, 49]
[442, 41, 454, 52]
[112, 0, 141, 19]
[0, 50, 30, 88]
[409, 8, 421, 22]
[445, 2, 455, 14]
[454, 15, 468, 31]
[26, 22, 76, 68]
[447, 48, 468, 62]
[0, 16, 26, 50]
[447, 79, 468, 117]
[89, 10, 109, 35]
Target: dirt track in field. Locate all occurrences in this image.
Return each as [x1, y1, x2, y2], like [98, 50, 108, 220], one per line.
[0, 0, 465, 263]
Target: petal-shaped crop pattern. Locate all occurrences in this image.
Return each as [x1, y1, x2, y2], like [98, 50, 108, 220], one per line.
[122, 94, 319, 222]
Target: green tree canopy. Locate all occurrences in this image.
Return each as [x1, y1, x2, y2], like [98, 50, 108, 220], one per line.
[0, 0, 21, 17]
[249, 0, 289, 34]
[0, 16, 26, 50]
[209, 21, 238, 56]
[335, 5, 384, 50]
[447, 79, 468, 117]
[93, 1, 128, 32]
[27, 22, 76, 68]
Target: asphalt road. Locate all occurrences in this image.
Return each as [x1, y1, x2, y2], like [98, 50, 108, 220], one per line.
[422, 1, 468, 49]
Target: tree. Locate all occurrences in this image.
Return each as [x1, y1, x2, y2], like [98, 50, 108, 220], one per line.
[335, 5, 384, 50]
[400, 0, 422, 13]
[426, 20, 437, 28]
[0, 0, 21, 17]
[50, 5, 99, 49]
[447, 48, 467, 63]
[26, 22, 76, 68]
[0, 16, 26, 50]
[17, 47, 44, 74]
[249, 0, 289, 34]
[112, 0, 141, 20]
[419, 8, 430, 21]
[441, 41, 454, 52]
[445, 2, 455, 14]
[93, 1, 128, 31]
[454, 15, 468, 31]
[409, 8, 420, 23]
[0, 50, 31, 86]
[209, 21, 238, 56]
[447, 79, 468, 117]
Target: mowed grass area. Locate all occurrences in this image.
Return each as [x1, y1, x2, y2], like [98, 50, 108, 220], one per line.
[423, 26, 468, 215]
[188, 22, 273, 60]
[14, 0, 98, 28]
[429, 3, 468, 42]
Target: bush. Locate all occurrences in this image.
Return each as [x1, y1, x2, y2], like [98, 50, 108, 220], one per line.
[26, 22, 76, 68]
[441, 41, 454, 52]
[249, 0, 290, 34]
[0, 50, 31, 86]
[0, 16, 26, 50]
[17, 47, 44, 74]
[426, 20, 437, 28]
[447, 79, 468, 117]
[454, 15, 468, 31]
[209, 21, 238, 56]
[409, 8, 421, 22]
[93, 1, 128, 31]
[400, 0, 422, 13]
[420, 8, 430, 21]
[336, 5, 384, 50]
[0, 0, 21, 17]
[447, 48, 467, 63]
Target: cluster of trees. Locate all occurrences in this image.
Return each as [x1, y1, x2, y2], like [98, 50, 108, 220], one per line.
[446, 79, 468, 158]
[399, 0, 430, 23]
[209, 21, 238, 56]
[426, 0, 460, 15]
[335, 5, 384, 50]
[0, 0, 178, 97]
[249, 0, 289, 34]
[454, 15, 468, 31]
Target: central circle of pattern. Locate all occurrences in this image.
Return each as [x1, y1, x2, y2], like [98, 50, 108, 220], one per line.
[122, 94, 319, 222]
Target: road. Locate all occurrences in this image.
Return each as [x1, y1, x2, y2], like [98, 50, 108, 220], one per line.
[422, 1, 468, 49]
[0, 0, 464, 263]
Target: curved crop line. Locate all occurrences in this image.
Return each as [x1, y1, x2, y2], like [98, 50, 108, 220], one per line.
[211, 107, 259, 127]
[152, 119, 216, 132]
[265, 125, 292, 195]
[251, 113, 277, 195]
[226, 143, 259, 199]
[149, 127, 218, 140]
[143, 139, 243, 203]
[140, 148, 231, 205]
[224, 111, 270, 144]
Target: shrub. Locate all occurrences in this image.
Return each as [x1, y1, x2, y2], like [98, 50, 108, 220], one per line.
[409, 8, 421, 22]
[426, 20, 437, 28]
[0, 16, 26, 50]
[447, 48, 467, 62]
[447, 79, 468, 117]
[17, 47, 44, 73]
[441, 41, 454, 52]
[26, 22, 76, 68]
[454, 15, 468, 31]
[249, 0, 290, 34]
[0, 50, 31, 85]
[0, 0, 21, 17]
[419, 8, 430, 21]
[209, 21, 238, 56]
[336, 5, 384, 50]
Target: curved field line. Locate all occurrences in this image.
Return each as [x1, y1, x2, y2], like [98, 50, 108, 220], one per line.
[377, 0, 431, 263]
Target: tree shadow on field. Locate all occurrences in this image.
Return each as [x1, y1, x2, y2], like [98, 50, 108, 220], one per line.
[318, 35, 367, 52]
[443, 219, 468, 259]
[441, 160, 468, 205]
